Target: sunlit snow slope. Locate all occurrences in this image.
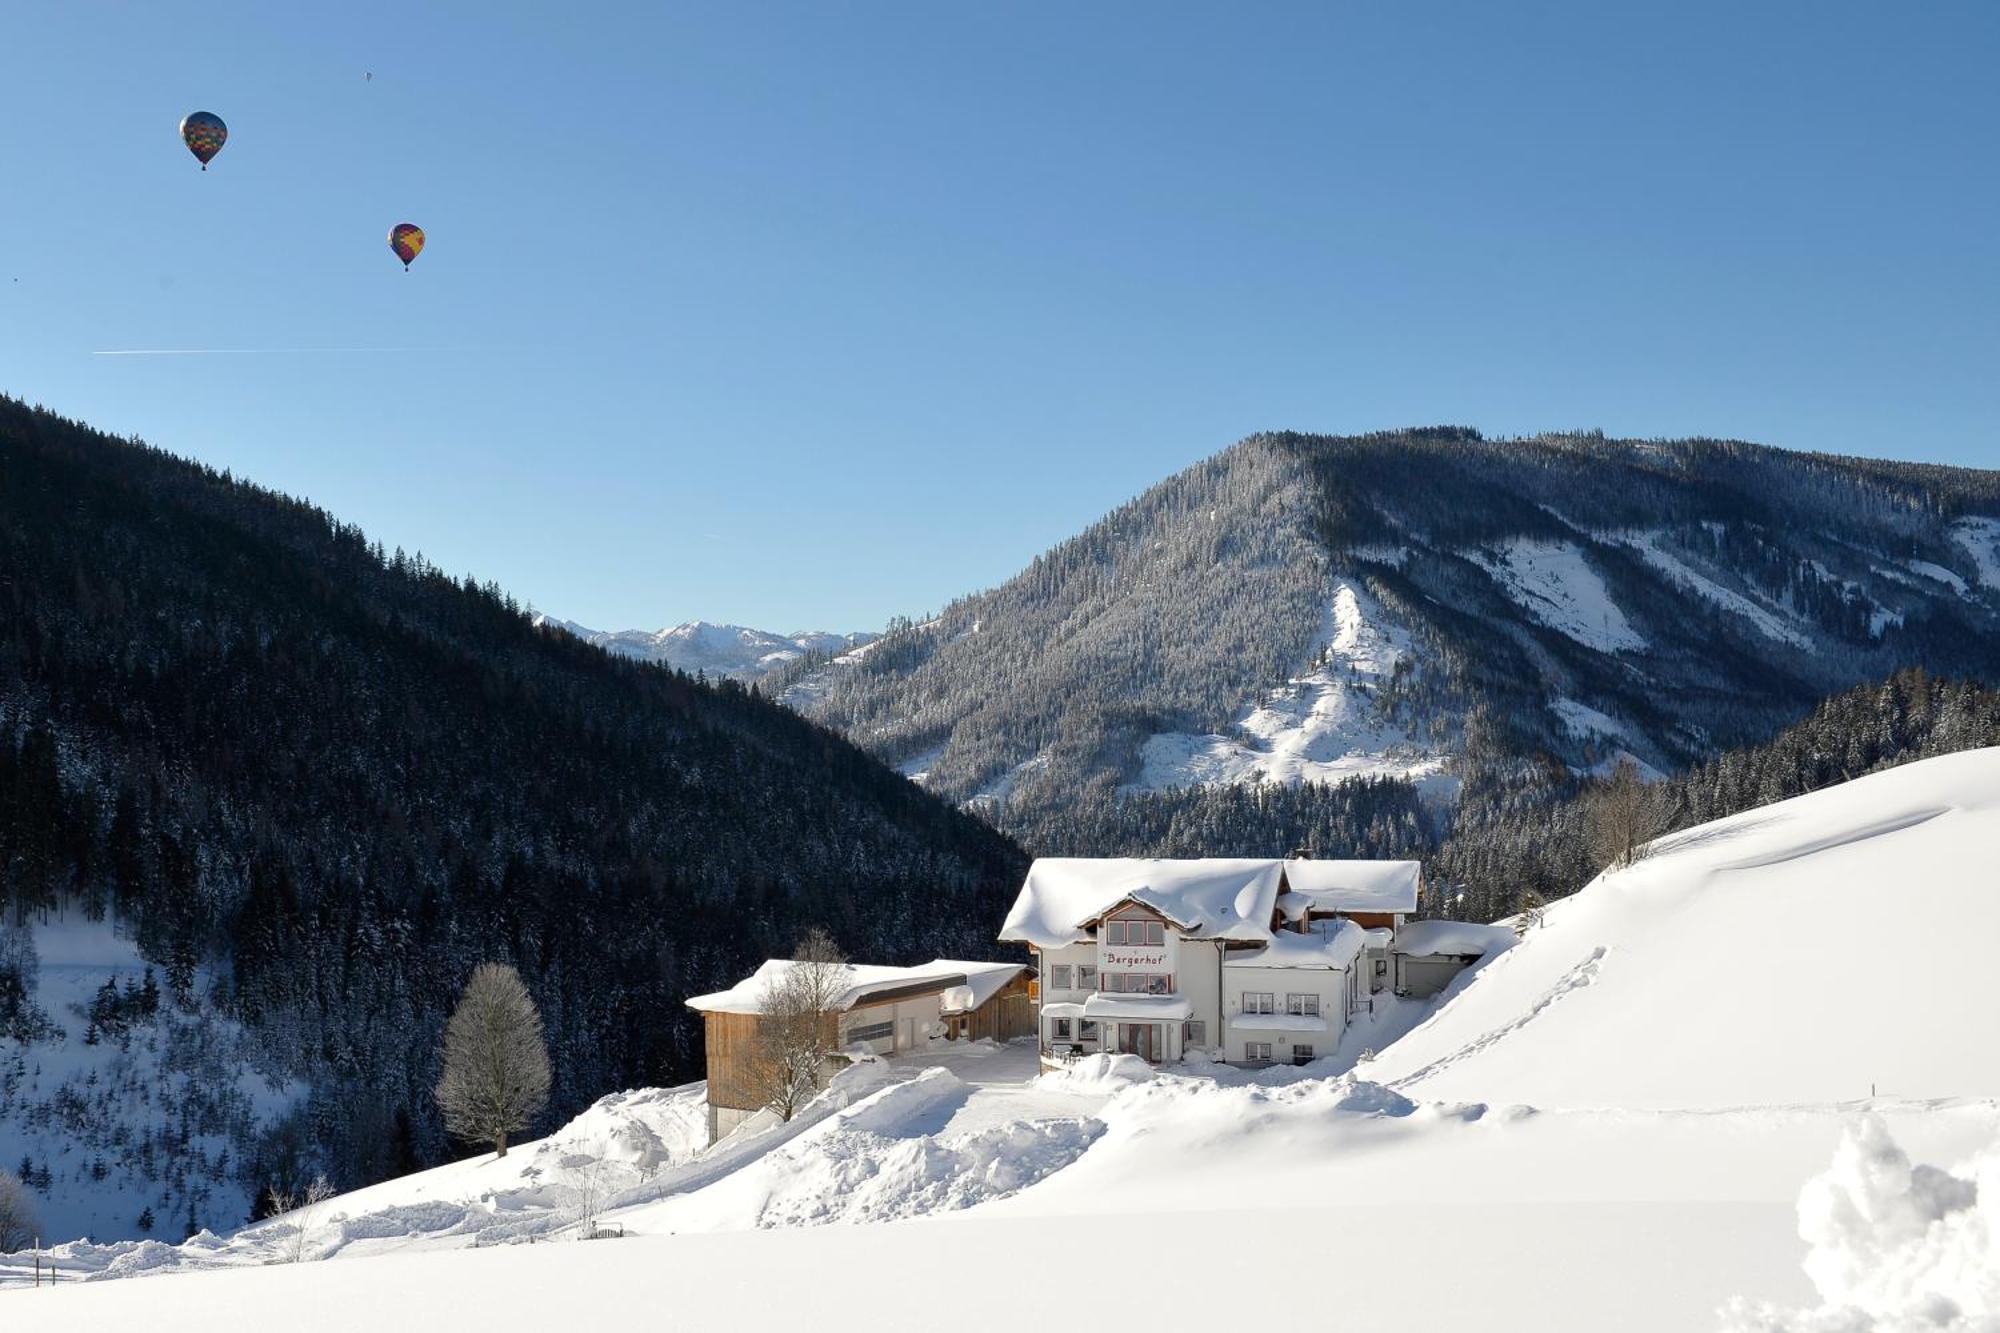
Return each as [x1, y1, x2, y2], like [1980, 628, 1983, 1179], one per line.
[15, 752, 2000, 1332]
[1366, 746, 2000, 1108]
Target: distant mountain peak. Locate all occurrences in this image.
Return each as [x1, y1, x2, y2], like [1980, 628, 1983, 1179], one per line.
[539, 616, 879, 680]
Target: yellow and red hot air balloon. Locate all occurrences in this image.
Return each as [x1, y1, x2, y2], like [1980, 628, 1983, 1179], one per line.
[180, 111, 227, 170]
[389, 223, 425, 270]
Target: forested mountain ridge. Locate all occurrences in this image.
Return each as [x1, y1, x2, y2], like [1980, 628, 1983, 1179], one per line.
[0, 396, 1025, 1238]
[774, 428, 2000, 853]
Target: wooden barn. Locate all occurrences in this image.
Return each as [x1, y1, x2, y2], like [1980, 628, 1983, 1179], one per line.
[686, 959, 1033, 1142]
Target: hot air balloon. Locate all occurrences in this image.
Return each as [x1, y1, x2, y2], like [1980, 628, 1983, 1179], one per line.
[180, 112, 227, 170]
[389, 223, 425, 270]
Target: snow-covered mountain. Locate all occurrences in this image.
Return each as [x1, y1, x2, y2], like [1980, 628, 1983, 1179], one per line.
[771, 429, 2000, 851]
[535, 617, 878, 681]
[18, 749, 2000, 1329]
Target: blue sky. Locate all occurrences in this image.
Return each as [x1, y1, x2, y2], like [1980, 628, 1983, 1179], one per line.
[3, 2, 1995, 632]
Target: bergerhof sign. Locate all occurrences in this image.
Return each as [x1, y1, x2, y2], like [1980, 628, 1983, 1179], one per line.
[1098, 944, 1173, 973]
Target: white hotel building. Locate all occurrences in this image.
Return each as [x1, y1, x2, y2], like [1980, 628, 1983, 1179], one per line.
[998, 857, 1449, 1067]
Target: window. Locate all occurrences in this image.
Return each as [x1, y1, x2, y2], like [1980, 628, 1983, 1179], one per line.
[1242, 992, 1275, 1015]
[1077, 964, 1098, 989]
[1286, 993, 1320, 1017]
[845, 1020, 894, 1044]
[1049, 964, 1072, 989]
[1182, 1020, 1206, 1048]
[1079, 1020, 1099, 1040]
[1374, 959, 1388, 978]
[1052, 1017, 1073, 1040]
[1105, 921, 1127, 945]
[1109, 973, 1171, 995]
[1244, 1041, 1273, 1062]
[1146, 922, 1165, 946]
[1291, 1044, 1315, 1065]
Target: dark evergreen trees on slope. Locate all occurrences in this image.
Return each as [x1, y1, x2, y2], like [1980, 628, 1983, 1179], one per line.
[1430, 668, 2000, 921]
[0, 396, 1026, 1198]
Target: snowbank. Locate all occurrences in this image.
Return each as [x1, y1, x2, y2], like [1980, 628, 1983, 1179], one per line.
[621, 1067, 1103, 1232]
[1367, 748, 2000, 1108]
[1722, 1118, 1999, 1331]
[1033, 1054, 1155, 1094]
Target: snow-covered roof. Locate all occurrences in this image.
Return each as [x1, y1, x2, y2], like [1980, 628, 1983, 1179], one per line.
[1225, 1012, 1330, 1034]
[1000, 858, 1287, 949]
[1226, 920, 1368, 971]
[1394, 920, 1516, 960]
[1281, 859, 1421, 914]
[685, 959, 1023, 1015]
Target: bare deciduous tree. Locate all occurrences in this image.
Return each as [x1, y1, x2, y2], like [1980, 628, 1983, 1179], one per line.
[435, 963, 551, 1158]
[1513, 888, 1548, 938]
[0, 1169, 37, 1253]
[747, 928, 848, 1122]
[265, 1172, 337, 1264]
[1589, 757, 1671, 871]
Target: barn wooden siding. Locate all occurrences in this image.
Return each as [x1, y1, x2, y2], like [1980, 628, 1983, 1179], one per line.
[960, 973, 1035, 1042]
[702, 1011, 763, 1112]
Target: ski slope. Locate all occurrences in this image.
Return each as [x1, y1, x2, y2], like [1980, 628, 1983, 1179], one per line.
[11, 750, 2000, 1330]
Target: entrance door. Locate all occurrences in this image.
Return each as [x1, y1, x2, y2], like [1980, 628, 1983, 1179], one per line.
[896, 1018, 916, 1052]
[1118, 1023, 1156, 1061]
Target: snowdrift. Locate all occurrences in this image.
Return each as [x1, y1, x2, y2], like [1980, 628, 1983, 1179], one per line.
[1367, 748, 2000, 1109]
[1723, 1118, 2000, 1331]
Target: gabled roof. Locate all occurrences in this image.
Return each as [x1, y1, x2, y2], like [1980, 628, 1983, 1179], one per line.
[685, 958, 1023, 1016]
[1281, 859, 1421, 914]
[999, 858, 1286, 950]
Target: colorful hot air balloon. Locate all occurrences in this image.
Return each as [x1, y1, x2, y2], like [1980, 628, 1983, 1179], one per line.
[389, 223, 425, 270]
[180, 112, 227, 170]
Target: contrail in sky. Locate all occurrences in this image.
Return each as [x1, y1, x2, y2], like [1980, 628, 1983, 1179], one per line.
[92, 346, 512, 356]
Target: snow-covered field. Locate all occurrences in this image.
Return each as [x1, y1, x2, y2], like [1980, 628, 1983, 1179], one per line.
[1134, 581, 1449, 791]
[9, 749, 1999, 1330]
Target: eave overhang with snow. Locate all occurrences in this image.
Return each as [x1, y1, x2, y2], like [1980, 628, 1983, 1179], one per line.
[1392, 919, 1517, 960]
[1002, 857, 1415, 949]
[1225, 1012, 1330, 1034]
[1080, 994, 1195, 1021]
[1280, 858, 1421, 915]
[686, 958, 1023, 1016]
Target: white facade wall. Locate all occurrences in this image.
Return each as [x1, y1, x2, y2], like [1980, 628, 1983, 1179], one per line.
[840, 994, 951, 1056]
[1220, 961, 1350, 1065]
[1036, 941, 1101, 1051]
[1176, 938, 1224, 1057]
[1031, 935, 1364, 1068]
